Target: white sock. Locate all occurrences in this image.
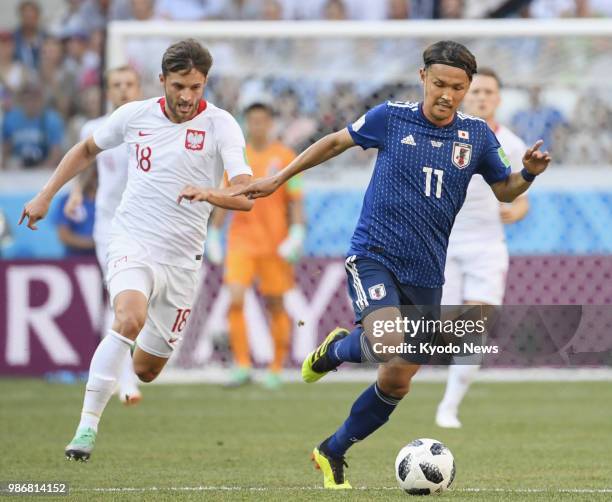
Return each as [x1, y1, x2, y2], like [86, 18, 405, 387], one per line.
[78, 330, 133, 432]
[438, 364, 480, 415]
[118, 355, 140, 398]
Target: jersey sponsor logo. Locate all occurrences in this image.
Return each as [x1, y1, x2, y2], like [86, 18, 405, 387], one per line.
[498, 146, 511, 168]
[401, 134, 416, 146]
[368, 283, 387, 300]
[431, 140, 443, 148]
[352, 114, 366, 132]
[185, 129, 205, 151]
[138, 131, 153, 137]
[452, 142, 472, 169]
[458, 130, 470, 140]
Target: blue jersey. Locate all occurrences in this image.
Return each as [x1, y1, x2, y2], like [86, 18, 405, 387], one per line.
[347, 101, 512, 288]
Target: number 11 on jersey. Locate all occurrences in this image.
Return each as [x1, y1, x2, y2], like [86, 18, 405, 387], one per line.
[423, 167, 443, 198]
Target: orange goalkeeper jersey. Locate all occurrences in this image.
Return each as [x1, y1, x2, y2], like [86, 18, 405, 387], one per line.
[227, 141, 301, 256]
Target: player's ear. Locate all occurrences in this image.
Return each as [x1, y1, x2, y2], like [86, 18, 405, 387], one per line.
[419, 67, 426, 85]
[159, 73, 165, 85]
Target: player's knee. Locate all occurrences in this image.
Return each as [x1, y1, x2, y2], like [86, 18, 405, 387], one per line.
[114, 313, 145, 340]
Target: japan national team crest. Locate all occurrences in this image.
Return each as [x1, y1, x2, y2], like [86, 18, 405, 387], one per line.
[369, 283, 387, 301]
[452, 141, 472, 169]
[185, 129, 205, 151]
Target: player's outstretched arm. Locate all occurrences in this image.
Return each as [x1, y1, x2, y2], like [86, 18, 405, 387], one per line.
[232, 129, 355, 199]
[491, 140, 551, 203]
[178, 174, 254, 211]
[19, 136, 102, 230]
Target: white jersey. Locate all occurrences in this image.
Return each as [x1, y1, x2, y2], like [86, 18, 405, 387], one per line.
[93, 97, 251, 270]
[80, 116, 129, 250]
[449, 124, 526, 246]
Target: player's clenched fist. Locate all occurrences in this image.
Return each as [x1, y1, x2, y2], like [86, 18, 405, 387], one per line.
[177, 185, 211, 204]
[231, 174, 282, 200]
[522, 139, 551, 176]
[18, 193, 52, 230]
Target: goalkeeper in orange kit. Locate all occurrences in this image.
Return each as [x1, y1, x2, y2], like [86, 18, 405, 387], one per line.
[207, 102, 305, 388]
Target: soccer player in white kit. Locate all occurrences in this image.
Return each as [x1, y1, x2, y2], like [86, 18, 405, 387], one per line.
[19, 40, 254, 460]
[65, 66, 143, 405]
[436, 68, 529, 428]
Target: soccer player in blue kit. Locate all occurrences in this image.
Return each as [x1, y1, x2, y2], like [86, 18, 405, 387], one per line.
[234, 41, 551, 489]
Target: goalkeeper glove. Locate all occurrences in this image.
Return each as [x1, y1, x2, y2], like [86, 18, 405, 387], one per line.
[206, 227, 223, 266]
[277, 224, 306, 264]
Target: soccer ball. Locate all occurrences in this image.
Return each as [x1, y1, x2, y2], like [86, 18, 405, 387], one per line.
[394, 438, 455, 495]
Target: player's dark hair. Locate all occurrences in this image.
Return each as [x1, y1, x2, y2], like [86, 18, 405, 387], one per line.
[475, 67, 501, 88]
[161, 39, 213, 77]
[104, 65, 140, 88]
[244, 102, 274, 116]
[423, 40, 477, 80]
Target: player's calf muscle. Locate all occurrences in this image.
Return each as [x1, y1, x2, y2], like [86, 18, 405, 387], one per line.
[377, 362, 419, 398]
[133, 349, 167, 382]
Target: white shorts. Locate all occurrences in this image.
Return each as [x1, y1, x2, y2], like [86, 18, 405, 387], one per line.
[93, 216, 112, 275]
[442, 240, 509, 306]
[106, 234, 200, 358]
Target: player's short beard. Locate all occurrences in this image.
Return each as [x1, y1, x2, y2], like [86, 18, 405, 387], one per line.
[167, 95, 195, 122]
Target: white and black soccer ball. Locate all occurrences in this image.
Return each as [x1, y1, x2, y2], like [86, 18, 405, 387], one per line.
[394, 438, 455, 495]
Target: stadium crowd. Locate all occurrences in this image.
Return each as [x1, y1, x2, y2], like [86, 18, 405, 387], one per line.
[1, 0, 611, 170]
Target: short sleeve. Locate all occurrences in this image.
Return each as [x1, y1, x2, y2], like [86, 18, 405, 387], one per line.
[347, 102, 388, 150]
[93, 101, 140, 150]
[80, 118, 100, 142]
[218, 113, 252, 180]
[507, 136, 526, 174]
[477, 126, 512, 185]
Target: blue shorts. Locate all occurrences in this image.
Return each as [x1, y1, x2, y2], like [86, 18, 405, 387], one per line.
[344, 255, 442, 323]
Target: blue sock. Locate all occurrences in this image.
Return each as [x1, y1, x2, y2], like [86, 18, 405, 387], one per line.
[328, 327, 362, 364]
[325, 383, 400, 458]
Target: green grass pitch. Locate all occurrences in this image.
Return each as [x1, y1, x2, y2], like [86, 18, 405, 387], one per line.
[1, 378, 610, 501]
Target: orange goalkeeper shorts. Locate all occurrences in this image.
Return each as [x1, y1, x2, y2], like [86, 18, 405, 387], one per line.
[224, 251, 294, 296]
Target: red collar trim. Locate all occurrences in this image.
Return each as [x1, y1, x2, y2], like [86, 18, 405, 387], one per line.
[157, 97, 207, 121]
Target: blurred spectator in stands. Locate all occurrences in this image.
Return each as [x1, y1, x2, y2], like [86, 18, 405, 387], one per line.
[54, 174, 97, 256]
[0, 32, 26, 109]
[39, 36, 72, 117]
[154, 0, 225, 20]
[13, 1, 46, 72]
[325, 0, 348, 20]
[438, 0, 465, 18]
[2, 82, 65, 169]
[511, 86, 565, 154]
[129, 0, 155, 20]
[61, 30, 100, 101]
[262, 0, 283, 20]
[526, 0, 588, 17]
[220, 0, 264, 20]
[67, 85, 102, 146]
[410, 0, 436, 18]
[50, 0, 105, 33]
[107, 0, 135, 20]
[587, 0, 612, 16]
[276, 89, 317, 151]
[278, 0, 326, 19]
[388, 0, 411, 19]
